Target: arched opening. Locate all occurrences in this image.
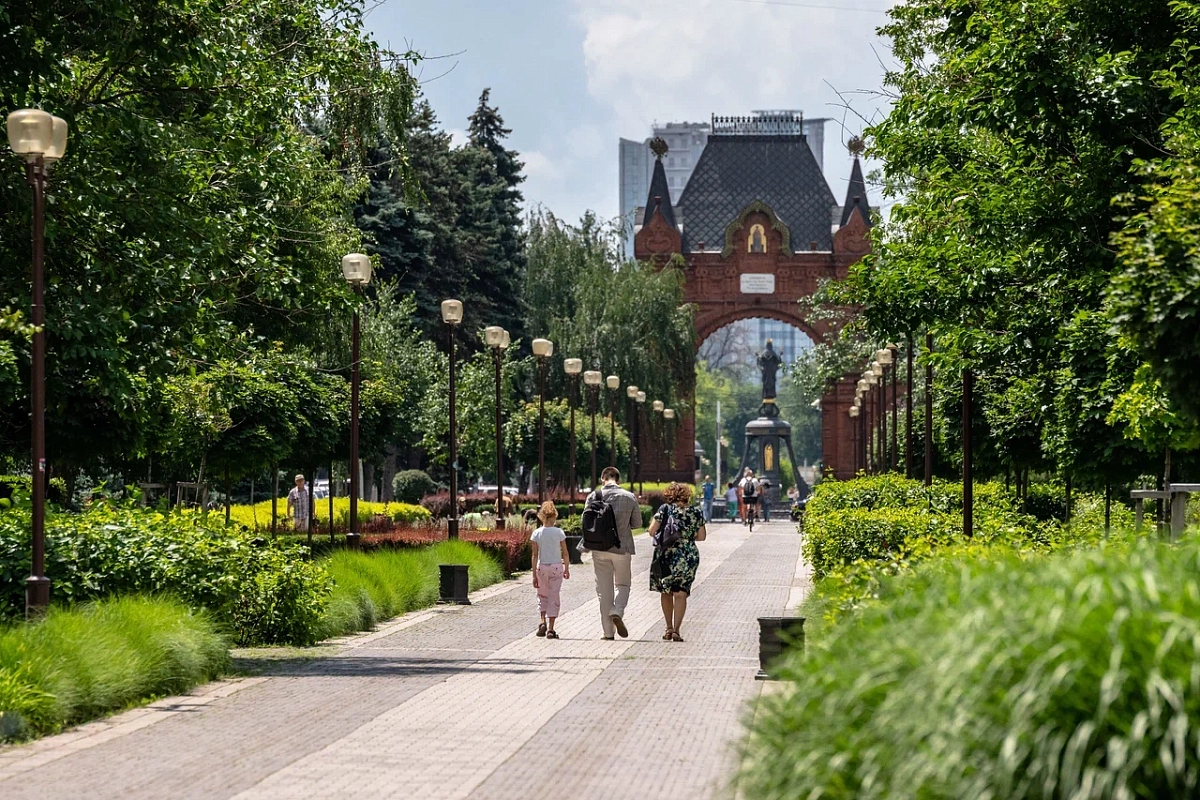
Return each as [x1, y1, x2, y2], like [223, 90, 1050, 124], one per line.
[695, 317, 822, 496]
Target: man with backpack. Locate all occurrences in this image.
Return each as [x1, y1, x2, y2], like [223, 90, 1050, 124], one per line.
[739, 468, 760, 526]
[580, 466, 642, 639]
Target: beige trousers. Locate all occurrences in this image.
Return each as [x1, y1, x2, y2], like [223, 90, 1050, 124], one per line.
[590, 550, 632, 637]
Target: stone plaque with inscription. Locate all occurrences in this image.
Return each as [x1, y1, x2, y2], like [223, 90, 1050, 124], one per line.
[739, 273, 776, 294]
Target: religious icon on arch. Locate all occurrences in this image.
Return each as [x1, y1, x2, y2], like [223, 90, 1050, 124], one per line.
[748, 224, 767, 254]
[764, 443, 775, 472]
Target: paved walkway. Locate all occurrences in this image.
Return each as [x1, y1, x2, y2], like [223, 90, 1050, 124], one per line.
[0, 520, 808, 799]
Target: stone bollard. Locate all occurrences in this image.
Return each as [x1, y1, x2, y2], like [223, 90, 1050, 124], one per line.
[755, 616, 805, 680]
[438, 564, 471, 605]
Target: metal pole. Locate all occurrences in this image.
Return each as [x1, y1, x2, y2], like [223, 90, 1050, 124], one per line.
[876, 382, 884, 472]
[537, 357, 546, 504]
[924, 333, 933, 487]
[609, 389, 617, 466]
[347, 303, 362, 548]
[26, 158, 49, 616]
[963, 367, 973, 538]
[590, 386, 598, 488]
[568, 374, 577, 515]
[493, 346, 505, 529]
[906, 337, 914, 479]
[447, 322, 459, 540]
[716, 401, 722, 485]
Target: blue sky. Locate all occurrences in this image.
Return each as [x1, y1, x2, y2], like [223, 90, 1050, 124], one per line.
[366, 0, 894, 224]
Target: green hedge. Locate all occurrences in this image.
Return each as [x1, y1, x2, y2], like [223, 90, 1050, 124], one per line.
[803, 506, 961, 579]
[0, 498, 331, 645]
[320, 541, 504, 638]
[0, 596, 228, 742]
[743, 534, 1199, 799]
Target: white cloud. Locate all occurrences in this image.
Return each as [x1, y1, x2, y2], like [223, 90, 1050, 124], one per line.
[522, 150, 566, 183]
[575, 0, 892, 142]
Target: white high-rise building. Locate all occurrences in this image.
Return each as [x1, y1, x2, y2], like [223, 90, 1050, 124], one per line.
[619, 112, 828, 256]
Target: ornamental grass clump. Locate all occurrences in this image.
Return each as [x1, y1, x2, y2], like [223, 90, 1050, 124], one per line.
[0, 596, 228, 742]
[319, 541, 503, 639]
[742, 535, 1200, 800]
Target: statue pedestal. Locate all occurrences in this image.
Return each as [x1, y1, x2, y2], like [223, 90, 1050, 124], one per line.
[739, 409, 808, 503]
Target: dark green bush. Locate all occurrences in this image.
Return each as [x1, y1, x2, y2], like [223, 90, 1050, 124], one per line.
[392, 470, 438, 504]
[1021, 482, 1069, 521]
[0, 596, 228, 741]
[743, 535, 1200, 799]
[0, 498, 331, 645]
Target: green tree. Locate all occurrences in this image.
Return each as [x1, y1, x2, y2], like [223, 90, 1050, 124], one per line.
[0, 0, 416, 479]
[523, 209, 696, 410]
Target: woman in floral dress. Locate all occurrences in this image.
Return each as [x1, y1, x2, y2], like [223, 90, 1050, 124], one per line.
[647, 482, 707, 641]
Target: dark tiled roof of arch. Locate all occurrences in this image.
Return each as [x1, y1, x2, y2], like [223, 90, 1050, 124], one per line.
[676, 135, 837, 252]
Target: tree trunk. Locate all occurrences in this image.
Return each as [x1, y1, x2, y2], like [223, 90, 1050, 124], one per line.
[271, 465, 279, 538]
[307, 464, 315, 551]
[225, 466, 231, 524]
[329, 458, 335, 544]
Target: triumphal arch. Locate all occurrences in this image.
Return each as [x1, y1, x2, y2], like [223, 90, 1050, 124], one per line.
[633, 114, 872, 482]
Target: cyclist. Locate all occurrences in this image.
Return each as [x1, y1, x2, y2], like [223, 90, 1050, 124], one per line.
[739, 468, 760, 530]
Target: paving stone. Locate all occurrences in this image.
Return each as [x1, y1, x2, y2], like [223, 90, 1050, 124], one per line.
[0, 520, 802, 800]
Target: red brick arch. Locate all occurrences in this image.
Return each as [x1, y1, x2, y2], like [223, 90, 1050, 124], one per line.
[634, 200, 870, 482]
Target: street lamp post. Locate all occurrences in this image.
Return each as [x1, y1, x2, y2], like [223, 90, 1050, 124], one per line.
[8, 109, 67, 616]
[442, 299, 464, 539]
[606, 375, 620, 466]
[635, 391, 647, 494]
[564, 358, 582, 515]
[663, 408, 676, 477]
[905, 336, 914, 479]
[584, 371, 602, 487]
[875, 349, 894, 471]
[485, 326, 510, 529]
[652, 400, 665, 479]
[625, 385, 638, 488]
[887, 344, 899, 472]
[871, 361, 885, 471]
[849, 405, 861, 472]
[532, 339, 554, 503]
[341, 254, 372, 548]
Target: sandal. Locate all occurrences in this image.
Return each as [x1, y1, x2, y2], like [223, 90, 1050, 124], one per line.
[670, 631, 684, 642]
[545, 630, 559, 639]
[537, 622, 547, 637]
[662, 627, 673, 640]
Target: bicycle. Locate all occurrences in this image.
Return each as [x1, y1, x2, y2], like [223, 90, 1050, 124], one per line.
[744, 497, 758, 532]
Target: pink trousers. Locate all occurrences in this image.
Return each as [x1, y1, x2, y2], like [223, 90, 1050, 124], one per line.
[536, 563, 565, 618]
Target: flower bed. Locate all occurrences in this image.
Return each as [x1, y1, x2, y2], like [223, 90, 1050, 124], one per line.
[361, 526, 533, 573]
[227, 498, 429, 532]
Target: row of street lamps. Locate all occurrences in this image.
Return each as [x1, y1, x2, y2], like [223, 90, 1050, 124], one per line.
[439, 314, 677, 533]
[848, 336, 975, 537]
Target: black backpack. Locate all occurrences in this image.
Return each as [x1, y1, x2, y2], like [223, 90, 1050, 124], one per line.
[581, 489, 621, 551]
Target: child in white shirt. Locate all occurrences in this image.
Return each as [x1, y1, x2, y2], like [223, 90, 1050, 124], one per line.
[530, 501, 570, 639]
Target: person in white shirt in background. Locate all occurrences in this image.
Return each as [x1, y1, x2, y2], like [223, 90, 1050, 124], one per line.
[530, 501, 570, 639]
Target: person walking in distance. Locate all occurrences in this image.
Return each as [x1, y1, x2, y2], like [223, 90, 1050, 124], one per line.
[701, 474, 715, 522]
[579, 466, 642, 639]
[725, 481, 739, 522]
[286, 474, 310, 531]
[739, 468, 760, 526]
[530, 502, 570, 639]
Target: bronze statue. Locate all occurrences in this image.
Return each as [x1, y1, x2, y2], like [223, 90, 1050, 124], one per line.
[757, 339, 783, 400]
